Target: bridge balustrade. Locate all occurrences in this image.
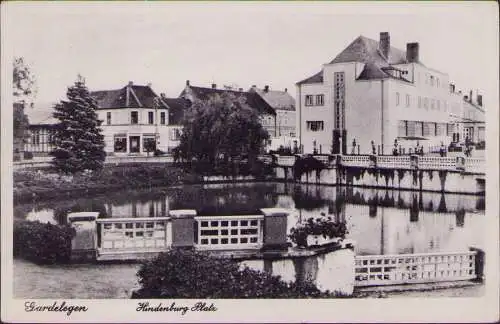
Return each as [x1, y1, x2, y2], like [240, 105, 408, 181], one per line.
[354, 251, 477, 287]
[96, 217, 170, 251]
[194, 215, 264, 250]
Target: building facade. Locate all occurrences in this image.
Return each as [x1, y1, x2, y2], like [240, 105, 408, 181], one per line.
[249, 85, 296, 137]
[91, 82, 175, 155]
[296, 32, 485, 155]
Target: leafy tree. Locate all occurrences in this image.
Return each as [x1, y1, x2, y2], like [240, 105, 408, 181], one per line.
[51, 76, 106, 174]
[13, 57, 37, 158]
[177, 92, 269, 167]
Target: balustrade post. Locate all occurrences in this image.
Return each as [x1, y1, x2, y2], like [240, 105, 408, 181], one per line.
[169, 209, 197, 249]
[260, 208, 289, 252]
[67, 212, 99, 262]
[469, 247, 485, 282]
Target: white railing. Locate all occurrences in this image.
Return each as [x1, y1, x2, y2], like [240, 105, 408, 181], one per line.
[13, 155, 175, 169]
[341, 155, 371, 167]
[96, 217, 170, 251]
[276, 155, 296, 167]
[313, 155, 330, 166]
[464, 158, 485, 174]
[257, 155, 273, 165]
[376, 156, 411, 169]
[194, 215, 264, 250]
[354, 251, 477, 287]
[417, 156, 457, 170]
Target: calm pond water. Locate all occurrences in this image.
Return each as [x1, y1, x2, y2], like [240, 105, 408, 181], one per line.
[13, 183, 485, 298]
[15, 182, 485, 256]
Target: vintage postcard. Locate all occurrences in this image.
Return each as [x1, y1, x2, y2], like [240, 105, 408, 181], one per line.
[1, 1, 499, 322]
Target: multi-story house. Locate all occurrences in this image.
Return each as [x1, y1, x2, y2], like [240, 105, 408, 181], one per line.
[296, 32, 484, 155]
[448, 87, 485, 147]
[91, 82, 177, 155]
[179, 81, 276, 136]
[249, 85, 296, 137]
[24, 103, 58, 157]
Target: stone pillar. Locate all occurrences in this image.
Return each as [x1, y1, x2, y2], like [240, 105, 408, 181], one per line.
[169, 209, 196, 249]
[67, 212, 99, 262]
[469, 247, 485, 282]
[260, 208, 289, 251]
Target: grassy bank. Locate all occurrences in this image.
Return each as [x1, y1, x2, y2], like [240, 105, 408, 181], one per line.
[13, 163, 201, 204]
[14, 161, 275, 204]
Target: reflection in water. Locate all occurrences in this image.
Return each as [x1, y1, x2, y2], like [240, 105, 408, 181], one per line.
[15, 183, 484, 256]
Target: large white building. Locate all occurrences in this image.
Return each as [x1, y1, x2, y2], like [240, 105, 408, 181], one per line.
[296, 32, 486, 155]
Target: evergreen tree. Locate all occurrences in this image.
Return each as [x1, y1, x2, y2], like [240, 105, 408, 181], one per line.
[51, 76, 106, 174]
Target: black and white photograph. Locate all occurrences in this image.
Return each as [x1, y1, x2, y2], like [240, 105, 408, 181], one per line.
[1, 1, 499, 322]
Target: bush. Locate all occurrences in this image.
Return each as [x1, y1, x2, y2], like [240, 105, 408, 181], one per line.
[13, 220, 76, 264]
[289, 216, 348, 248]
[132, 249, 335, 298]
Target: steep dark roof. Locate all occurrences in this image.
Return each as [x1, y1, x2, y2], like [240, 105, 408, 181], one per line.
[164, 98, 191, 125]
[298, 35, 414, 85]
[184, 86, 276, 116]
[91, 84, 168, 109]
[249, 87, 295, 111]
[297, 70, 324, 85]
[330, 35, 407, 65]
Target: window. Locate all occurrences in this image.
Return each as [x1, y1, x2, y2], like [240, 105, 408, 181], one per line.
[424, 98, 429, 109]
[436, 78, 440, 88]
[306, 121, 324, 132]
[131, 111, 138, 124]
[160, 112, 166, 125]
[437, 100, 440, 111]
[423, 122, 432, 136]
[114, 135, 127, 152]
[430, 75, 434, 86]
[431, 99, 435, 110]
[143, 135, 156, 152]
[148, 111, 154, 124]
[315, 94, 324, 106]
[106, 112, 111, 125]
[436, 123, 445, 136]
[444, 101, 448, 112]
[406, 94, 410, 107]
[407, 121, 416, 136]
[415, 122, 423, 136]
[334, 72, 345, 130]
[396, 92, 400, 106]
[305, 95, 314, 106]
[418, 96, 422, 108]
[398, 120, 407, 137]
[170, 128, 181, 141]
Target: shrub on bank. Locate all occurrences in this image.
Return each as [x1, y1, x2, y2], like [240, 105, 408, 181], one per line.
[13, 220, 76, 264]
[289, 216, 348, 248]
[132, 249, 336, 299]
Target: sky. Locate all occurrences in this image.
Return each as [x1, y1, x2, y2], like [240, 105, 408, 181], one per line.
[3, 1, 499, 110]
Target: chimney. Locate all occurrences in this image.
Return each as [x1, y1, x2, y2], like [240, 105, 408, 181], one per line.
[379, 32, 390, 59]
[186, 80, 190, 86]
[147, 82, 152, 87]
[128, 81, 133, 86]
[464, 95, 468, 101]
[264, 85, 269, 92]
[239, 88, 243, 92]
[160, 92, 166, 98]
[469, 90, 473, 103]
[450, 83, 455, 93]
[252, 85, 257, 88]
[211, 83, 217, 89]
[285, 88, 288, 92]
[477, 94, 483, 106]
[406, 43, 420, 63]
